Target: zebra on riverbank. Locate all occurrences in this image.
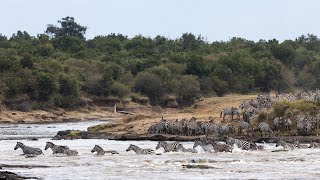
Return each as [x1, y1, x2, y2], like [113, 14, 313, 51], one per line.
[220, 107, 240, 122]
[14, 142, 43, 157]
[91, 145, 119, 155]
[126, 144, 155, 155]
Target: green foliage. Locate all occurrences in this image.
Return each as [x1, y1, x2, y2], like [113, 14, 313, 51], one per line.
[178, 75, 201, 105]
[272, 100, 320, 117]
[134, 72, 164, 104]
[0, 17, 319, 110]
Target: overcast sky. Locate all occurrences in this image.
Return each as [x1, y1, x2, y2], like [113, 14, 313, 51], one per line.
[1, 0, 319, 42]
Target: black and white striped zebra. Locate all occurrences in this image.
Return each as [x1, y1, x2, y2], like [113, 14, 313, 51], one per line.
[256, 122, 273, 137]
[14, 142, 43, 156]
[238, 121, 253, 135]
[220, 107, 240, 122]
[293, 139, 308, 149]
[201, 120, 219, 135]
[91, 145, 119, 155]
[273, 117, 284, 131]
[275, 140, 295, 150]
[126, 144, 155, 155]
[309, 142, 320, 148]
[284, 118, 292, 132]
[45, 142, 70, 154]
[193, 140, 214, 152]
[225, 137, 255, 150]
[155, 141, 182, 152]
[176, 144, 198, 153]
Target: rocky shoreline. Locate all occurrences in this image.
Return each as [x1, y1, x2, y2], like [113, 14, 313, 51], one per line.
[52, 130, 320, 143]
[0, 171, 39, 180]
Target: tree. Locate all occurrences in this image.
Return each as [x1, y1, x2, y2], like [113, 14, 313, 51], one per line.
[178, 75, 200, 105]
[46, 16, 87, 40]
[134, 72, 164, 105]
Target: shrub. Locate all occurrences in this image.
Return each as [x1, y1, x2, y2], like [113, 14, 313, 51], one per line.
[110, 82, 131, 99]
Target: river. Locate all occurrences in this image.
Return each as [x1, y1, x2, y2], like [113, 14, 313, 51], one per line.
[1, 121, 320, 179]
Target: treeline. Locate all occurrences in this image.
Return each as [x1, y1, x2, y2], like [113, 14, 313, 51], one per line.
[0, 17, 319, 109]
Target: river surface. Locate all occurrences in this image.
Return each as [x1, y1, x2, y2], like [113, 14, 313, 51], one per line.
[1, 121, 320, 180]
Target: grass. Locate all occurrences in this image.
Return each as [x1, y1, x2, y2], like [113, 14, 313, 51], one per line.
[69, 130, 80, 137]
[87, 123, 117, 132]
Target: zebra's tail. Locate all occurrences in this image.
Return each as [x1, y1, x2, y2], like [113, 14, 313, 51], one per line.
[220, 110, 223, 118]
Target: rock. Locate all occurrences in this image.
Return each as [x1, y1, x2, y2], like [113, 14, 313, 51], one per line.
[0, 171, 39, 179]
[182, 165, 218, 169]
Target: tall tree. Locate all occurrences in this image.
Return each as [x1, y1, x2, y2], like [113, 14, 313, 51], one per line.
[46, 16, 87, 40]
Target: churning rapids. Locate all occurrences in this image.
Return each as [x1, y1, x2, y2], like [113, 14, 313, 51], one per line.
[1, 121, 320, 180]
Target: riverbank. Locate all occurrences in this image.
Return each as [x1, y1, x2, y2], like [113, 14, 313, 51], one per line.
[52, 129, 320, 143]
[0, 108, 125, 124]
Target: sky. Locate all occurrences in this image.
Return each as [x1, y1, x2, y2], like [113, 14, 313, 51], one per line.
[1, 0, 320, 42]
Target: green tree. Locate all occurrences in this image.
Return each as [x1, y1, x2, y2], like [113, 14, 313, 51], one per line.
[46, 16, 87, 40]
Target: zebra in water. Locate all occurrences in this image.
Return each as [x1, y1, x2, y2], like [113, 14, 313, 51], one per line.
[292, 139, 308, 149]
[126, 144, 155, 155]
[256, 122, 273, 137]
[225, 137, 257, 150]
[193, 140, 214, 153]
[176, 144, 198, 153]
[284, 118, 292, 132]
[91, 145, 119, 155]
[45, 142, 70, 154]
[238, 121, 253, 135]
[309, 142, 320, 148]
[199, 138, 233, 152]
[275, 140, 295, 150]
[156, 141, 182, 152]
[14, 142, 43, 156]
[220, 107, 240, 122]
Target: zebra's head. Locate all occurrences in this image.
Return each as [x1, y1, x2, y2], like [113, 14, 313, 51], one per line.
[156, 141, 165, 150]
[126, 144, 136, 152]
[275, 140, 284, 147]
[45, 142, 54, 150]
[193, 140, 203, 149]
[14, 142, 23, 150]
[91, 145, 102, 153]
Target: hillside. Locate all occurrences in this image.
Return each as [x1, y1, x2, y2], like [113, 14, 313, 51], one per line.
[0, 17, 319, 112]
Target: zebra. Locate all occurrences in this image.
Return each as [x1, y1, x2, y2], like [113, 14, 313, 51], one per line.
[275, 140, 295, 150]
[238, 121, 253, 135]
[147, 123, 163, 134]
[293, 139, 308, 149]
[309, 142, 320, 148]
[220, 107, 240, 122]
[176, 144, 197, 153]
[256, 122, 273, 137]
[64, 148, 78, 156]
[205, 139, 233, 152]
[185, 118, 200, 136]
[218, 124, 229, 136]
[225, 137, 256, 150]
[91, 145, 119, 155]
[284, 118, 292, 132]
[243, 110, 254, 123]
[126, 144, 155, 155]
[14, 142, 43, 156]
[193, 140, 214, 153]
[155, 141, 182, 152]
[201, 120, 219, 135]
[273, 117, 284, 131]
[45, 142, 70, 154]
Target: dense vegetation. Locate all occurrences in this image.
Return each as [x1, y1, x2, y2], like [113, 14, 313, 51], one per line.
[0, 17, 319, 110]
